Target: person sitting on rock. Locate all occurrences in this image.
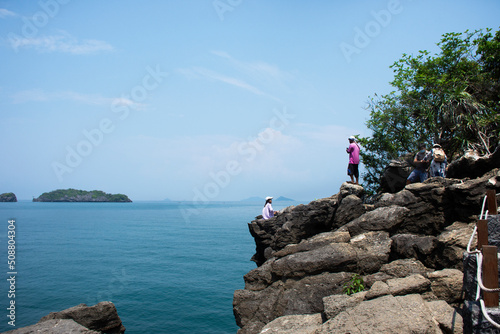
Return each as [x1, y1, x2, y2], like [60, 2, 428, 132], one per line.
[406, 143, 431, 184]
[262, 196, 277, 219]
[428, 143, 448, 178]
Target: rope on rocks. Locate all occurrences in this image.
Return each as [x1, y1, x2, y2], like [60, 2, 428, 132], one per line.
[480, 299, 500, 329]
[468, 195, 500, 328]
[476, 252, 500, 293]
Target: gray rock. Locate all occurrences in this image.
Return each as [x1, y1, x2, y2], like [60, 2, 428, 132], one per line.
[234, 272, 351, 333]
[339, 182, 365, 199]
[271, 242, 357, 278]
[365, 274, 431, 300]
[345, 205, 409, 237]
[379, 259, 432, 278]
[322, 291, 367, 320]
[272, 231, 350, 259]
[316, 294, 442, 334]
[447, 146, 500, 180]
[429, 222, 476, 270]
[350, 231, 392, 274]
[3, 319, 100, 334]
[427, 300, 463, 334]
[333, 194, 366, 229]
[427, 269, 464, 304]
[463, 300, 500, 334]
[379, 158, 413, 194]
[248, 196, 339, 266]
[39, 301, 125, 334]
[447, 169, 500, 223]
[391, 234, 439, 261]
[257, 313, 322, 334]
[270, 231, 391, 279]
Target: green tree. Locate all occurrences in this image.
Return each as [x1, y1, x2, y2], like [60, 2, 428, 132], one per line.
[358, 28, 500, 193]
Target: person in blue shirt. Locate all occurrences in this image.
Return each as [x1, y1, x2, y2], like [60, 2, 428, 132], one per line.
[406, 143, 431, 184]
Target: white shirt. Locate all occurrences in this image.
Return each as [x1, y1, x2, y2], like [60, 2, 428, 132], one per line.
[262, 203, 274, 219]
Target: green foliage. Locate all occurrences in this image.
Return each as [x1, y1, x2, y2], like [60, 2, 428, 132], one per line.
[36, 188, 131, 202]
[359, 28, 500, 193]
[343, 274, 365, 296]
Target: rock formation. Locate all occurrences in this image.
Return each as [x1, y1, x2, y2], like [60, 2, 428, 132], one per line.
[4, 302, 125, 334]
[0, 192, 17, 202]
[233, 165, 500, 333]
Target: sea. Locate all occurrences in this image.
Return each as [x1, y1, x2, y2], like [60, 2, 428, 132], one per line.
[0, 200, 297, 334]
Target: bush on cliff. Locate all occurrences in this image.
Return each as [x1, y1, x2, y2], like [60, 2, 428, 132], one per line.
[358, 27, 500, 193]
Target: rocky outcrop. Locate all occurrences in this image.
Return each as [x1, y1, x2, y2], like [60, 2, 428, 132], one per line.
[4, 302, 125, 334]
[234, 167, 500, 333]
[0, 192, 17, 202]
[447, 146, 500, 179]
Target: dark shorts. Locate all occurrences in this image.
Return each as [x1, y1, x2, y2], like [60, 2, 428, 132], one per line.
[347, 163, 359, 178]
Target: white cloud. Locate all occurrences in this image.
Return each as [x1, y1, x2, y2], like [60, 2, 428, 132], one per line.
[211, 50, 294, 83]
[11, 89, 145, 110]
[8, 31, 114, 54]
[177, 67, 282, 102]
[0, 8, 16, 18]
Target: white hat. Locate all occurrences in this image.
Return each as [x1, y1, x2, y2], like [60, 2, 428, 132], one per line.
[265, 196, 273, 200]
[348, 136, 355, 141]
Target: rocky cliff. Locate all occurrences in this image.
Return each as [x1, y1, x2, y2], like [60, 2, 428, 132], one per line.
[233, 153, 500, 333]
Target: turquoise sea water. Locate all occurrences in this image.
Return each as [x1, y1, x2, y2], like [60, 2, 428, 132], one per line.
[0, 201, 289, 334]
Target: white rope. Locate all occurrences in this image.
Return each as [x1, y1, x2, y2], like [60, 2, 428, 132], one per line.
[481, 195, 488, 220]
[467, 196, 490, 255]
[467, 225, 479, 254]
[469, 195, 500, 329]
[480, 299, 500, 329]
[476, 252, 500, 293]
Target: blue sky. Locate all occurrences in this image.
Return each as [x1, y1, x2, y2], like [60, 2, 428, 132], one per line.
[1, 0, 499, 202]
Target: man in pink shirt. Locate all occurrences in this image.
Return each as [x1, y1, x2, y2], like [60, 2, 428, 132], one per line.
[346, 136, 360, 184]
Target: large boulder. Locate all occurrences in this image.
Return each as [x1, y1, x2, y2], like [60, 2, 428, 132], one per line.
[379, 158, 413, 194]
[234, 272, 351, 334]
[316, 294, 454, 334]
[446, 168, 500, 223]
[344, 205, 409, 237]
[3, 319, 100, 334]
[447, 146, 500, 179]
[39, 302, 125, 334]
[256, 313, 322, 334]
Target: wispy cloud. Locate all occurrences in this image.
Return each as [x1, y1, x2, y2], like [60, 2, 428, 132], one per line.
[8, 31, 114, 54]
[211, 50, 294, 87]
[11, 89, 145, 110]
[0, 8, 16, 18]
[178, 67, 282, 102]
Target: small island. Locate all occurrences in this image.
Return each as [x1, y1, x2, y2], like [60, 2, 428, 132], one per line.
[33, 189, 132, 202]
[0, 192, 17, 202]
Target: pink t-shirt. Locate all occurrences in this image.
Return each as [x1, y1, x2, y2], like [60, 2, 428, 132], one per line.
[348, 142, 360, 164]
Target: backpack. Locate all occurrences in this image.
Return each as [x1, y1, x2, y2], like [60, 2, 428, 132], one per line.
[433, 148, 446, 163]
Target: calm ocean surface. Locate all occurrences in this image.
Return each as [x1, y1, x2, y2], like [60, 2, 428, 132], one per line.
[0, 201, 294, 334]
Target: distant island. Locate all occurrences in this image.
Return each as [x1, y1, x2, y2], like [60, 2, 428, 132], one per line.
[240, 196, 296, 202]
[33, 189, 132, 202]
[0, 192, 17, 202]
